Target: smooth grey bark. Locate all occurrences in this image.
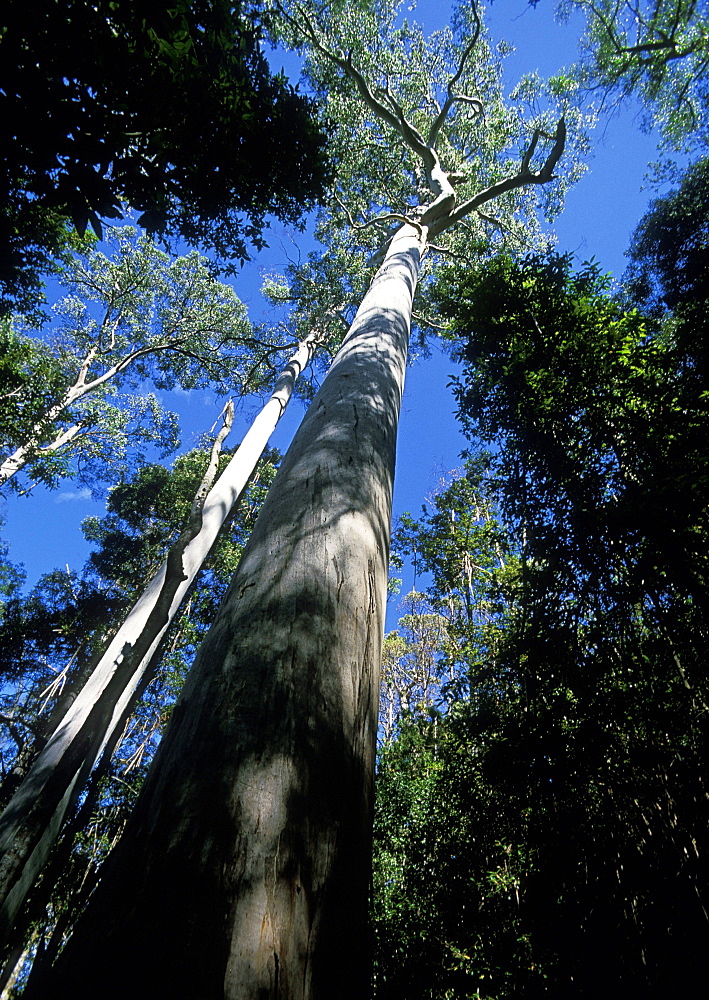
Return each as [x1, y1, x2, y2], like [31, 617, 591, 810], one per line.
[39, 226, 422, 1000]
[0, 337, 315, 951]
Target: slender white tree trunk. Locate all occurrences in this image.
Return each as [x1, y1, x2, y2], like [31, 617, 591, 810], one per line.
[0, 384, 84, 487]
[0, 336, 316, 948]
[0, 444, 36, 486]
[38, 226, 423, 1000]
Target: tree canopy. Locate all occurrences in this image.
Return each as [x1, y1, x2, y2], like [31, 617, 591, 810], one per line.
[563, 0, 709, 152]
[0, 0, 331, 317]
[0, 227, 296, 493]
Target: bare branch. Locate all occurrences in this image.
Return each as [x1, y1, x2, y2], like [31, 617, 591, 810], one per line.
[411, 311, 450, 331]
[427, 5, 483, 147]
[422, 243, 470, 261]
[36, 421, 87, 456]
[475, 209, 514, 235]
[188, 400, 235, 527]
[436, 117, 566, 235]
[375, 82, 429, 158]
[332, 192, 364, 232]
[353, 212, 425, 239]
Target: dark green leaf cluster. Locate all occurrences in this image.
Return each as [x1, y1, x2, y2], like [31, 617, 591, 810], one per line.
[444, 251, 709, 596]
[0, 0, 331, 317]
[374, 162, 709, 997]
[374, 686, 544, 1000]
[623, 157, 709, 369]
[405, 252, 709, 995]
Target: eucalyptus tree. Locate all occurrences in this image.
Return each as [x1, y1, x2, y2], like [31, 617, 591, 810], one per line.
[40, 4, 584, 996]
[0, 226, 291, 493]
[379, 592, 449, 742]
[0, 335, 317, 954]
[0, 438, 281, 992]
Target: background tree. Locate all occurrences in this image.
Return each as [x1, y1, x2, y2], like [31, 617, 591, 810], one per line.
[0, 0, 330, 318]
[379, 591, 448, 741]
[409, 234, 709, 997]
[0, 439, 280, 992]
[373, 461, 531, 1000]
[0, 227, 293, 493]
[622, 155, 709, 376]
[0, 333, 319, 957]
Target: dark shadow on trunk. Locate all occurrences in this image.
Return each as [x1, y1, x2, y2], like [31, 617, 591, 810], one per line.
[34, 237, 420, 1000]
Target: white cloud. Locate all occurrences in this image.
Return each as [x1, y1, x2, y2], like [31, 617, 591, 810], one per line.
[55, 487, 92, 503]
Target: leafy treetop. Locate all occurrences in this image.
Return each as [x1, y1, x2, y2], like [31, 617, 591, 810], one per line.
[0, 0, 332, 317]
[562, 0, 709, 152]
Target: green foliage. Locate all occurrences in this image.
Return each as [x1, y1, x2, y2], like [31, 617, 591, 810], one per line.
[374, 461, 533, 999]
[445, 250, 709, 601]
[563, 0, 709, 152]
[0, 228, 292, 492]
[0, 0, 331, 317]
[390, 458, 510, 702]
[0, 320, 67, 432]
[623, 156, 709, 371]
[406, 242, 709, 996]
[375, 163, 709, 994]
[373, 693, 547, 1000]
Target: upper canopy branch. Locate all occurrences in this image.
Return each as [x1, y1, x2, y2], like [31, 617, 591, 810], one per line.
[427, 4, 483, 148]
[337, 55, 458, 205]
[429, 117, 566, 236]
[371, 79, 431, 161]
[277, 1, 453, 201]
[580, 0, 698, 63]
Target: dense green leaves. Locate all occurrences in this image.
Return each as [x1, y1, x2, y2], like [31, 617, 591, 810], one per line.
[0, 228, 294, 492]
[373, 154, 709, 997]
[624, 156, 709, 373]
[374, 240, 709, 997]
[0, 0, 330, 317]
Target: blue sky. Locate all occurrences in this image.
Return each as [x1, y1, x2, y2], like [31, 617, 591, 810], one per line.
[0, 0, 676, 617]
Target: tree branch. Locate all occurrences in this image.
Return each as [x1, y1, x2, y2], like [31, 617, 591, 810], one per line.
[353, 212, 425, 239]
[436, 117, 566, 235]
[427, 5, 483, 147]
[36, 421, 87, 455]
[279, 1, 450, 199]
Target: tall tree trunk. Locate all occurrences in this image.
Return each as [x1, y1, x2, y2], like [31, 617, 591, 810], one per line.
[38, 226, 422, 1000]
[0, 337, 316, 952]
